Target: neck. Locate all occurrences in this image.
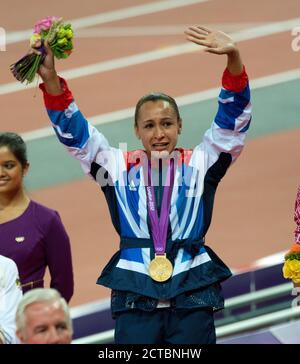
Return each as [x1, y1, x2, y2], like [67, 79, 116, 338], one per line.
[0, 188, 29, 210]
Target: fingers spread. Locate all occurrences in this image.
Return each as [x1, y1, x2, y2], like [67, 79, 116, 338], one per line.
[184, 29, 207, 40]
[185, 35, 210, 47]
[196, 25, 212, 34]
[185, 26, 209, 36]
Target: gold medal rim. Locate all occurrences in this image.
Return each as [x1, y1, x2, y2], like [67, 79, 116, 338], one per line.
[149, 255, 173, 282]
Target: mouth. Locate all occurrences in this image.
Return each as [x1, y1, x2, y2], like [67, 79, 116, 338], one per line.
[152, 142, 169, 151]
[0, 179, 10, 186]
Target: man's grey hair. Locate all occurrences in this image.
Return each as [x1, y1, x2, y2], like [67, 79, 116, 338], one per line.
[16, 288, 73, 334]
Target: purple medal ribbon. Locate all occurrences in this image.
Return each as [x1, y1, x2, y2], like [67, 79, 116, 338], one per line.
[145, 158, 175, 256]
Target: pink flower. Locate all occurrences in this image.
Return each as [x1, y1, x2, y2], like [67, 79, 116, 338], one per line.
[34, 16, 58, 34]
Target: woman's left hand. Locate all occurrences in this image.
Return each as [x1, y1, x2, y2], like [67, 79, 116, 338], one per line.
[185, 26, 237, 55]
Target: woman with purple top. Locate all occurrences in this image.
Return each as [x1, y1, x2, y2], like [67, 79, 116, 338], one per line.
[0, 132, 73, 302]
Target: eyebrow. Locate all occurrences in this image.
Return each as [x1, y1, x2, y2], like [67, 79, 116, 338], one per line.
[33, 325, 47, 332]
[33, 320, 67, 332]
[142, 117, 174, 124]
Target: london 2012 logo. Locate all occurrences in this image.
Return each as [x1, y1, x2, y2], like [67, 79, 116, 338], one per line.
[291, 287, 300, 307]
[291, 27, 300, 52]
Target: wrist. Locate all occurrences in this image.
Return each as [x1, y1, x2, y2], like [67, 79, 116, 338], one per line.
[226, 48, 241, 65]
[227, 46, 239, 56]
[226, 48, 243, 76]
[41, 70, 58, 82]
[43, 72, 62, 95]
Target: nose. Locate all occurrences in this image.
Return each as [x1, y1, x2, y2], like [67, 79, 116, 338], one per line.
[0, 166, 6, 177]
[47, 327, 61, 344]
[154, 125, 165, 139]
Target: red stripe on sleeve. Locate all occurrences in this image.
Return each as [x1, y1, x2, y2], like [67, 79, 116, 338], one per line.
[39, 77, 74, 111]
[222, 65, 248, 93]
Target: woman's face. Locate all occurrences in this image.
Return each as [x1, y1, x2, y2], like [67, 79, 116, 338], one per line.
[0, 146, 28, 195]
[135, 100, 182, 158]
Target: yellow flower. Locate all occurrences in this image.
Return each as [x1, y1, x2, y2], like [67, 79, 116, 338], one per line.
[283, 261, 292, 278]
[287, 259, 300, 273]
[283, 259, 300, 282]
[30, 33, 42, 47]
[65, 29, 73, 39]
[57, 38, 68, 47]
[57, 29, 67, 39]
[292, 275, 300, 283]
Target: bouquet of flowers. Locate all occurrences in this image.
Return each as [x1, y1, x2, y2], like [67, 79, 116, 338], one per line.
[282, 243, 300, 283]
[10, 16, 73, 84]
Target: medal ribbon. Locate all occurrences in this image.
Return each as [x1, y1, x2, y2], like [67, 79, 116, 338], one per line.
[145, 158, 175, 255]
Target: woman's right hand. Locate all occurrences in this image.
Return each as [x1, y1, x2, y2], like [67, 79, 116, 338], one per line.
[38, 40, 57, 82]
[31, 39, 62, 95]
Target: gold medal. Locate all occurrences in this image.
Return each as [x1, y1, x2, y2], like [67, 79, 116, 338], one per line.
[149, 254, 173, 282]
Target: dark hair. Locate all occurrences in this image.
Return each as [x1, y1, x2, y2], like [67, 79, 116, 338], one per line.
[0, 132, 28, 168]
[134, 92, 181, 127]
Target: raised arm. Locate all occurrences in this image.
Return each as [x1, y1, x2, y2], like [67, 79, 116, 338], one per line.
[184, 26, 243, 75]
[33, 42, 121, 180]
[185, 26, 251, 169]
[36, 41, 62, 95]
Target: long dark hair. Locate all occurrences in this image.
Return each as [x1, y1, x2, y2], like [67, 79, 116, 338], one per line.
[0, 132, 28, 168]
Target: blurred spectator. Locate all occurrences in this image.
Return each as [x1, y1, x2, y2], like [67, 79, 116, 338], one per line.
[0, 132, 73, 302]
[16, 288, 72, 344]
[294, 186, 300, 290]
[0, 255, 22, 344]
[294, 186, 300, 244]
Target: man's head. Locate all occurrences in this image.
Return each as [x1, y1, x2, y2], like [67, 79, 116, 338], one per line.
[16, 288, 72, 344]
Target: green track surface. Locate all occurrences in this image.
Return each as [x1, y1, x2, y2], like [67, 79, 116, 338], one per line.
[25, 79, 300, 191]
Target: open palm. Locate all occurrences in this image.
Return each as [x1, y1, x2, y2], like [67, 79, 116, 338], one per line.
[185, 26, 236, 55]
